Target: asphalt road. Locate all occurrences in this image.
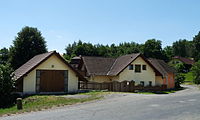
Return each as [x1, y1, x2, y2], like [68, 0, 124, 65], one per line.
[1, 85, 200, 120]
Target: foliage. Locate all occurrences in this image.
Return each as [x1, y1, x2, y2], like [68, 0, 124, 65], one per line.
[64, 40, 167, 60]
[174, 63, 186, 73]
[175, 73, 185, 88]
[191, 60, 200, 84]
[172, 39, 193, 58]
[9, 26, 47, 70]
[0, 64, 15, 108]
[163, 46, 174, 62]
[143, 39, 165, 59]
[193, 31, 200, 61]
[0, 47, 9, 65]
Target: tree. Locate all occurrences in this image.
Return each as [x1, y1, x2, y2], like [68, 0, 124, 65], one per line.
[193, 32, 200, 61]
[0, 64, 15, 108]
[163, 46, 173, 62]
[172, 39, 194, 58]
[143, 39, 163, 59]
[191, 60, 200, 84]
[10, 26, 47, 70]
[0, 47, 9, 65]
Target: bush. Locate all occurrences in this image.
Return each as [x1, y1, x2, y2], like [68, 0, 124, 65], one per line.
[175, 73, 185, 88]
[175, 63, 186, 73]
[191, 60, 200, 84]
[0, 64, 15, 108]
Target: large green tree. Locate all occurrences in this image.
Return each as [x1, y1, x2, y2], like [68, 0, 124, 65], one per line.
[193, 32, 200, 61]
[0, 47, 9, 65]
[143, 39, 164, 59]
[10, 26, 47, 70]
[172, 39, 194, 58]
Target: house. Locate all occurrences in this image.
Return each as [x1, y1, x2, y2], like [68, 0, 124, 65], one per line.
[170, 56, 195, 72]
[14, 51, 83, 94]
[70, 53, 176, 89]
[171, 56, 195, 65]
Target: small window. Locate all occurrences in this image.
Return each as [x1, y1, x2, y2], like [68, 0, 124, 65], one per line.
[149, 81, 152, 86]
[135, 65, 141, 73]
[140, 81, 144, 86]
[129, 65, 133, 70]
[36, 70, 40, 78]
[142, 65, 147, 70]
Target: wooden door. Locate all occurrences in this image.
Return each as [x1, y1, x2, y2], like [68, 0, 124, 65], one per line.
[39, 70, 65, 92]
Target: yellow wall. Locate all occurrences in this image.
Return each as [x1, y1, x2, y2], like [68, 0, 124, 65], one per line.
[155, 76, 163, 86]
[118, 57, 156, 86]
[23, 54, 78, 93]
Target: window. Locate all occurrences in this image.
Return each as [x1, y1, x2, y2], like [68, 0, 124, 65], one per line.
[149, 81, 152, 86]
[142, 65, 147, 70]
[129, 65, 133, 70]
[140, 81, 144, 86]
[135, 65, 141, 73]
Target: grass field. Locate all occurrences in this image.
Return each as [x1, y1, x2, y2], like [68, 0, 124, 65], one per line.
[183, 72, 194, 85]
[0, 91, 107, 116]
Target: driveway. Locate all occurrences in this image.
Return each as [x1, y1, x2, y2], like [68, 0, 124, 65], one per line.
[1, 85, 200, 120]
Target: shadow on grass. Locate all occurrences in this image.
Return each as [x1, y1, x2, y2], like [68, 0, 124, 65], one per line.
[152, 87, 185, 94]
[133, 87, 186, 94]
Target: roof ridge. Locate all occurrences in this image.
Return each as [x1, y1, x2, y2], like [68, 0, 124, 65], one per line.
[34, 51, 55, 57]
[82, 56, 115, 59]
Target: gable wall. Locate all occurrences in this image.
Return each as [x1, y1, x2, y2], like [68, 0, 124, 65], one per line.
[118, 56, 156, 86]
[23, 54, 78, 93]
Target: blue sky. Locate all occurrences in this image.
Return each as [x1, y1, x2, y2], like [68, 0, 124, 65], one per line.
[1, 0, 200, 53]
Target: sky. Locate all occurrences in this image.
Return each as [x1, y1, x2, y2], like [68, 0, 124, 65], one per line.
[1, 0, 200, 53]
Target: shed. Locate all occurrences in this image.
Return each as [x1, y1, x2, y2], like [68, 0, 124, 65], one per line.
[14, 51, 81, 94]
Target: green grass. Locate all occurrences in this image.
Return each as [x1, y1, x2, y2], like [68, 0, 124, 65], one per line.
[182, 72, 194, 85]
[0, 91, 106, 116]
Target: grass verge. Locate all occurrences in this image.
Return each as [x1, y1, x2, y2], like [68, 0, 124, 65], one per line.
[182, 72, 194, 85]
[0, 91, 106, 116]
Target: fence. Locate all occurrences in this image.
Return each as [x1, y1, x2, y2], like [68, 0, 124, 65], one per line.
[79, 81, 167, 92]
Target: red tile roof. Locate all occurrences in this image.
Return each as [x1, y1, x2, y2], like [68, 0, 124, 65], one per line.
[173, 56, 195, 65]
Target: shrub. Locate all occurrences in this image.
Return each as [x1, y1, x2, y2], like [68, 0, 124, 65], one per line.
[191, 60, 200, 84]
[175, 63, 186, 73]
[175, 73, 185, 88]
[0, 64, 15, 108]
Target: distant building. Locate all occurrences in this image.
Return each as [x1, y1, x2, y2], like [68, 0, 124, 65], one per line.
[170, 56, 195, 72]
[171, 56, 195, 65]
